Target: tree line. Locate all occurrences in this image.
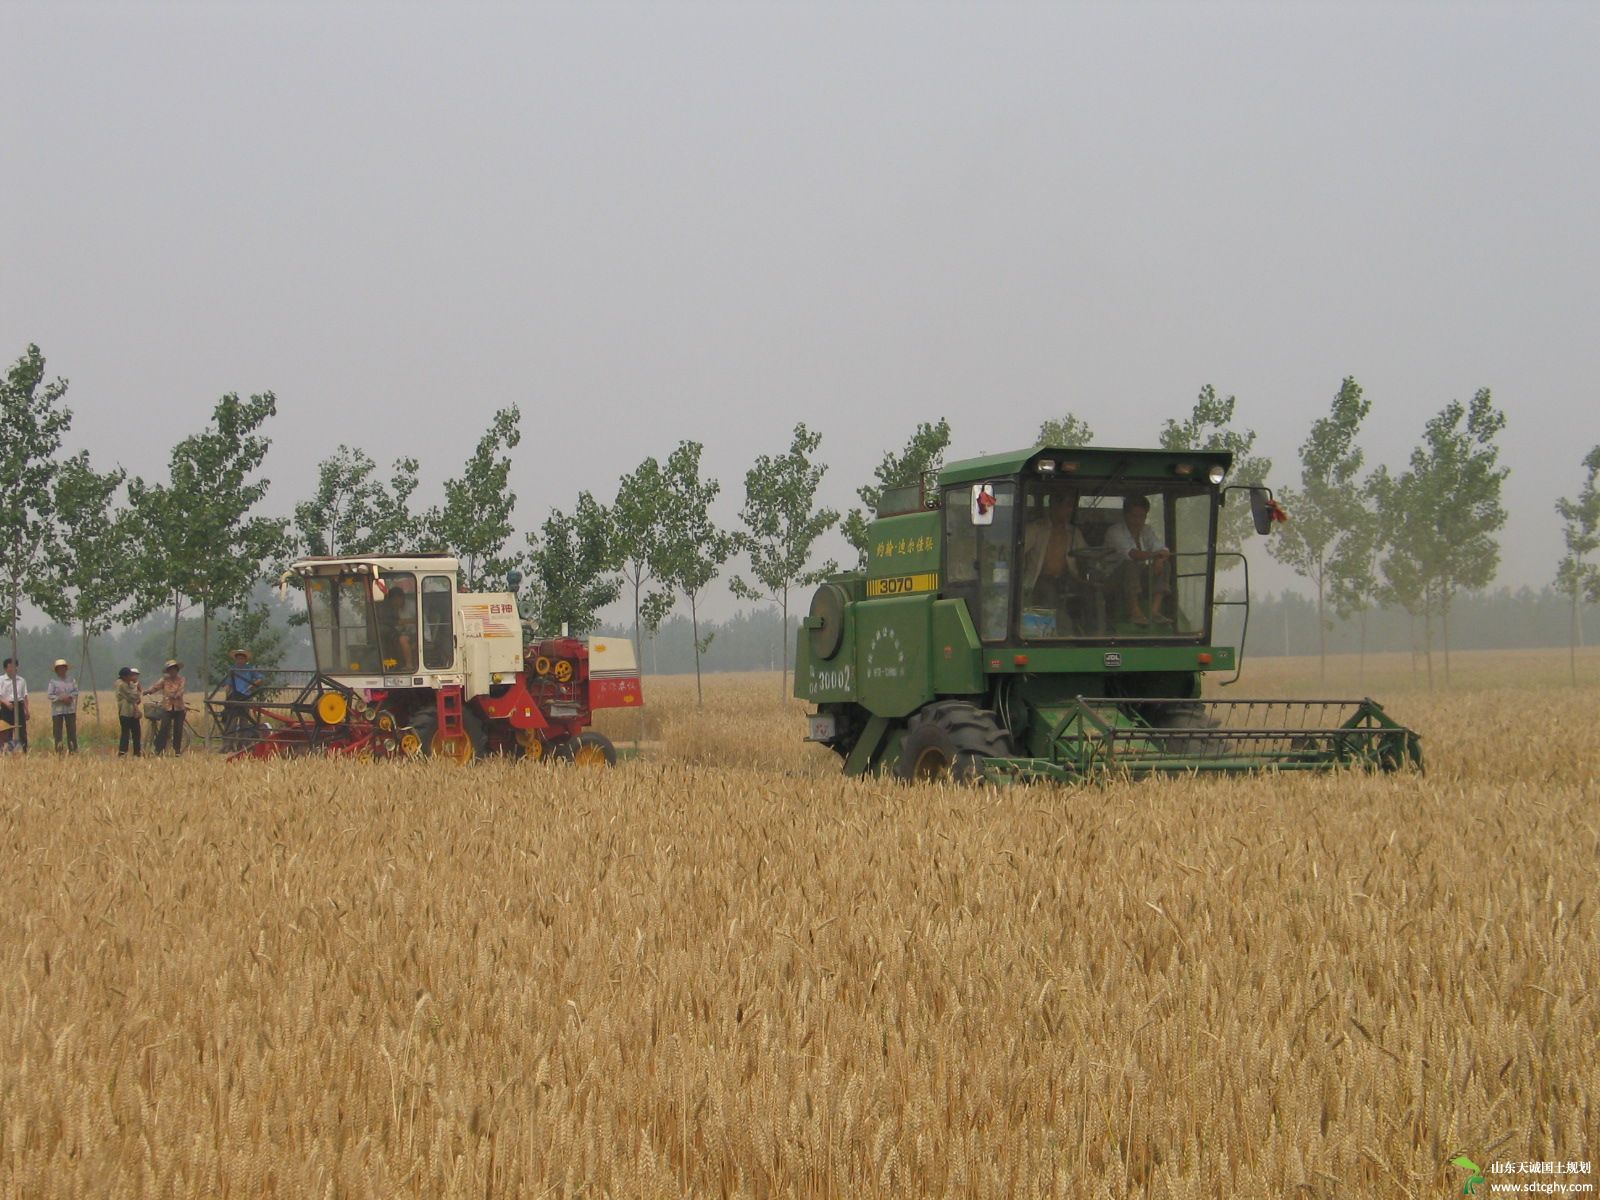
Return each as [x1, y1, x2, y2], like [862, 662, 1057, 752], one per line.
[4, 343, 1598, 699]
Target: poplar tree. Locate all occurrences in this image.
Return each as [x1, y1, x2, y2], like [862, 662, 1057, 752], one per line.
[655, 440, 733, 705]
[842, 419, 951, 564]
[423, 406, 523, 590]
[1160, 385, 1272, 557]
[729, 423, 839, 698]
[1555, 446, 1600, 684]
[524, 492, 621, 635]
[1268, 377, 1371, 680]
[1036, 412, 1095, 446]
[293, 446, 420, 555]
[612, 456, 676, 665]
[130, 392, 288, 686]
[1374, 389, 1508, 686]
[38, 453, 135, 727]
[0, 345, 72, 669]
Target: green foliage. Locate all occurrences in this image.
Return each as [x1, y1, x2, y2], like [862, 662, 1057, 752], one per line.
[0, 345, 73, 663]
[422, 406, 523, 590]
[1555, 445, 1600, 680]
[613, 456, 677, 659]
[1267, 378, 1371, 674]
[655, 441, 735, 703]
[1036, 412, 1095, 447]
[525, 492, 622, 635]
[1555, 445, 1600, 604]
[39, 452, 132, 638]
[730, 424, 839, 693]
[293, 446, 420, 557]
[1373, 388, 1509, 682]
[842, 418, 951, 564]
[1160, 385, 1272, 555]
[128, 391, 289, 676]
[210, 604, 288, 678]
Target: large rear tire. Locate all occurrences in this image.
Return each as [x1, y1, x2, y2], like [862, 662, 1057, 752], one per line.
[893, 702, 1015, 784]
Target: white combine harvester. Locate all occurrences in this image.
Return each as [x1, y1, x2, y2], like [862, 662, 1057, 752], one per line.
[223, 553, 641, 764]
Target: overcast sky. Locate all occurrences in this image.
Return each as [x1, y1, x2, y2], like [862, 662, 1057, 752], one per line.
[4, 0, 1597, 620]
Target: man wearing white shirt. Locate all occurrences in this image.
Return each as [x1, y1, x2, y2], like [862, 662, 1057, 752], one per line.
[1103, 495, 1172, 625]
[0, 658, 29, 753]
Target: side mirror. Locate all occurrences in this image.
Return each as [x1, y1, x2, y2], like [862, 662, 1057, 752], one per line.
[1249, 487, 1274, 536]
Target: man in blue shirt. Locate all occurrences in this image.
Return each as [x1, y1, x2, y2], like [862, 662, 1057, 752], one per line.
[221, 649, 267, 749]
[223, 648, 266, 699]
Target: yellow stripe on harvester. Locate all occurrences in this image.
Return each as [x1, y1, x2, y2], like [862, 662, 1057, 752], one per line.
[866, 572, 940, 597]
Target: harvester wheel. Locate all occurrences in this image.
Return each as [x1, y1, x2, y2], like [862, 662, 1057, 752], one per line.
[571, 731, 617, 768]
[517, 729, 548, 763]
[432, 732, 476, 764]
[553, 659, 575, 684]
[408, 708, 486, 764]
[894, 702, 1015, 785]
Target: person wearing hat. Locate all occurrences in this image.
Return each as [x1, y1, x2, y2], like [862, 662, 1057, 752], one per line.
[115, 667, 144, 757]
[0, 658, 28, 754]
[145, 659, 187, 756]
[46, 659, 80, 754]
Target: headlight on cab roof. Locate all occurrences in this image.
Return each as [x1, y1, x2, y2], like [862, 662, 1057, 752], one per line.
[1208, 463, 1227, 485]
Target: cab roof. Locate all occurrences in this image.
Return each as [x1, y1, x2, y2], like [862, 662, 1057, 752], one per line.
[288, 554, 460, 575]
[938, 445, 1235, 487]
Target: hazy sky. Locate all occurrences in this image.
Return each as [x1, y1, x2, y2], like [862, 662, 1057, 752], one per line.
[5, 1, 1597, 619]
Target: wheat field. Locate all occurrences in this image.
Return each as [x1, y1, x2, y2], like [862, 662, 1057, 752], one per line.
[1, 650, 1596, 1197]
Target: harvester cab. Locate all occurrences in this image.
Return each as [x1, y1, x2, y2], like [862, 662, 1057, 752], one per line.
[231, 554, 642, 764]
[796, 445, 1419, 782]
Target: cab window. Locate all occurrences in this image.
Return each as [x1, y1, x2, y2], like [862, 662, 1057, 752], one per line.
[422, 576, 455, 669]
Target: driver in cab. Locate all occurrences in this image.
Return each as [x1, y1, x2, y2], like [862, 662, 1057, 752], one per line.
[1023, 488, 1088, 631]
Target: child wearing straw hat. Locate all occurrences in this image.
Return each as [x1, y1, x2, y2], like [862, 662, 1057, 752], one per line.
[115, 667, 143, 757]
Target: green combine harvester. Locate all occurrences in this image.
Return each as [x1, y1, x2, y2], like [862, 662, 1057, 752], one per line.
[795, 444, 1420, 782]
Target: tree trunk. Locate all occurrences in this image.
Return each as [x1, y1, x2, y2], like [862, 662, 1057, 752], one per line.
[1357, 606, 1367, 688]
[81, 624, 102, 732]
[1315, 570, 1326, 683]
[630, 573, 646, 752]
[1441, 592, 1452, 686]
[202, 605, 211, 750]
[690, 593, 703, 707]
[1422, 598, 1434, 692]
[1573, 586, 1580, 687]
[171, 590, 181, 658]
[631, 576, 642, 669]
[780, 588, 789, 700]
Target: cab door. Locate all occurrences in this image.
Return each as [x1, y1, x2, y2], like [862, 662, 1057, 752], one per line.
[421, 574, 457, 672]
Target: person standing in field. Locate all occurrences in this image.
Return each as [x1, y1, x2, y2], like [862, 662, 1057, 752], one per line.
[0, 658, 30, 754]
[146, 659, 187, 756]
[47, 658, 80, 754]
[115, 666, 143, 757]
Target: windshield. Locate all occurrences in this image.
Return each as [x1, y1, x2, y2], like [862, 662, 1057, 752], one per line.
[306, 574, 385, 674]
[305, 570, 421, 675]
[1018, 481, 1215, 641]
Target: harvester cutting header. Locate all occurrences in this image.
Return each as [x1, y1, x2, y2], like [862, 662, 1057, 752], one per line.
[796, 444, 1420, 781]
[220, 553, 640, 764]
